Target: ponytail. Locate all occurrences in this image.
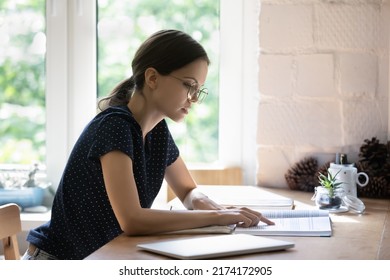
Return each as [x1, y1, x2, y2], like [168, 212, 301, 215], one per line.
[98, 30, 209, 112]
[98, 76, 135, 111]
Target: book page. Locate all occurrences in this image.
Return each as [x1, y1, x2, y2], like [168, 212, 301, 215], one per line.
[235, 211, 332, 237]
[220, 198, 294, 209]
[260, 209, 329, 219]
[242, 217, 330, 232]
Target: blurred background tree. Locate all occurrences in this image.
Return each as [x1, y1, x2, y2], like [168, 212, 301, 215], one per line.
[0, 0, 46, 164]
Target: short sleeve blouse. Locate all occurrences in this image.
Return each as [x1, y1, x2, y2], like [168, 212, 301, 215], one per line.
[26, 105, 179, 259]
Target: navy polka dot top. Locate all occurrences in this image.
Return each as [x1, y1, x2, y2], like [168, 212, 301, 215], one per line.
[26, 105, 180, 259]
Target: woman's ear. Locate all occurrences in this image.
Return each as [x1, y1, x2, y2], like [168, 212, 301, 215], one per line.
[144, 68, 158, 90]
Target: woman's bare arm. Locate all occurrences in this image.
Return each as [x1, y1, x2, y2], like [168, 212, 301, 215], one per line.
[164, 156, 224, 210]
[165, 156, 274, 225]
[101, 151, 272, 236]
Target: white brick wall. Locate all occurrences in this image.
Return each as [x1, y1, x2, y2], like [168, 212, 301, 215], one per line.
[339, 53, 377, 96]
[296, 54, 337, 97]
[256, 0, 390, 188]
[259, 4, 314, 51]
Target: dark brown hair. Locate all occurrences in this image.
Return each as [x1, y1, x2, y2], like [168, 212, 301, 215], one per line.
[98, 29, 210, 111]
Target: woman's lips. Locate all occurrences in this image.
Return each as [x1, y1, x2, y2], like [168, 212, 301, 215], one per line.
[182, 107, 190, 114]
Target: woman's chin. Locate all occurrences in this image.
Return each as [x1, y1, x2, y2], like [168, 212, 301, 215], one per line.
[168, 109, 188, 122]
[170, 115, 186, 123]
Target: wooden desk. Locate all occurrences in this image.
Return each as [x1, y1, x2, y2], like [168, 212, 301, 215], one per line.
[85, 186, 390, 260]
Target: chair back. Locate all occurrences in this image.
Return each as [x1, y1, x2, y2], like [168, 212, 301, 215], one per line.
[0, 203, 22, 260]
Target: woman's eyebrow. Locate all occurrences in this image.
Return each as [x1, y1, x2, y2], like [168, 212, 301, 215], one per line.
[183, 76, 203, 86]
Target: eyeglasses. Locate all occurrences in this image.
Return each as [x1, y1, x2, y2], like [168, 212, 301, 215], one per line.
[168, 75, 208, 104]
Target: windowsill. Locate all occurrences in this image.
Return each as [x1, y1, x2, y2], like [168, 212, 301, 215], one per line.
[20, 211, 51, 231]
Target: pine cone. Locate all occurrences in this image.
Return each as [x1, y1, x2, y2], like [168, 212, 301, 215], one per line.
[359, 137, 387, 176]
[285, 157, 318, 192]
[383, 161, 390, 183]
[358, 176, 390, 198]
[384, 143, 390, 182]
[357, 137, 390, 198]
[315, 162, 331, 179]
[297, 175, 318, 192]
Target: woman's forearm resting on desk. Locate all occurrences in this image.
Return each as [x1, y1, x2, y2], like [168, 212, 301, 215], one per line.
[183, 188, 274, 225]
[103, 153, 274, 236]
[117, 189, 275, 236]
[117, 206, 273, 236]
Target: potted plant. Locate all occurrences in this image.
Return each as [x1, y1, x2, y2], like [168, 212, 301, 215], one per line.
[313, 170, 344, 209]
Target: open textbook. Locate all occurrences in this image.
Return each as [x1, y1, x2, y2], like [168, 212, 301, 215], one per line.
[216, 197, 295, 210]
[169, 197, 295, 211]
[235, 209, 332, 237]
[167, 209, 331, 237]
[165, 224, 236, 235]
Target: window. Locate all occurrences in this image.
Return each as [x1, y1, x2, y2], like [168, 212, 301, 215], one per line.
[0, 0, 46, 164]
[3, 0, 258, 188]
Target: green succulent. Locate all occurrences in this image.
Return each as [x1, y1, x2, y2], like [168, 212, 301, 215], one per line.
[318, 170, 343, 197]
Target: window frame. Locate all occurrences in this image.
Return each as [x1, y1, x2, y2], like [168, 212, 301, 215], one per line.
[46, 0, 97, 188]
[219, 0, 259, 185]
[45, 0, 259, 188]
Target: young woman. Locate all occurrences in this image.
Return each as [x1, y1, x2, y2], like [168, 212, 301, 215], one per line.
[23, 29, 273, 260]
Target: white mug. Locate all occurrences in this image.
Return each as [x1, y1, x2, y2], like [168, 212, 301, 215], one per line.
[328, 163, 369, 197]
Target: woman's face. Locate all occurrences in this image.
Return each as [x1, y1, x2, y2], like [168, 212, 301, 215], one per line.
[154, 59, 208, 122]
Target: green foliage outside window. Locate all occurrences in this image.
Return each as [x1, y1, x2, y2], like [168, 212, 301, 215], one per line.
[0, 0, 46, 164]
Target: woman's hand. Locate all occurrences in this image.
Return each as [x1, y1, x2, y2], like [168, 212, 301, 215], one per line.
[217, 207, 275, 227]
[191, 194, 225, 210]
[185, 189, 274, 227]
[183, 188, 225, 210]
